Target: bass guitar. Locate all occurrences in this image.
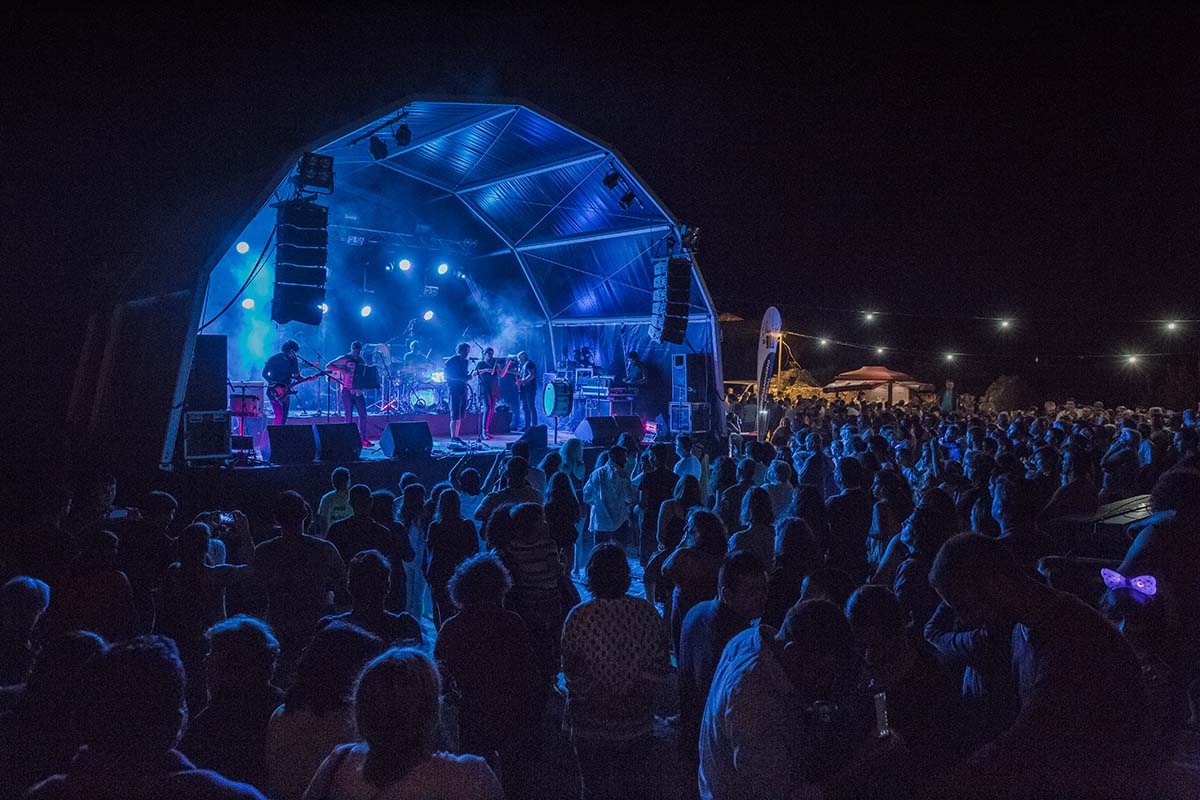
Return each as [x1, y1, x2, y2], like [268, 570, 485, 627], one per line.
[267, 373, 321, 402]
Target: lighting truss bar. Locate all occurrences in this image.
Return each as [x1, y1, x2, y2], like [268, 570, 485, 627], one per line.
[455, 151, 606, 193]
[382, 106, 517, 161]
[515, 224, 674, 253]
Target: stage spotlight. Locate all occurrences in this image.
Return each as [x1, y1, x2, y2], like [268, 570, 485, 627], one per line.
[319, 303, 329, 313]
[369, 136, 388, 160]
[360, 305, 372, 317]
[394, 122, 412, 147]
[423, 310, 434, 321]
[602, 168, 620, 190]
[398, 259, 412, 271]
[437, 263, 449, 275]
[1126, 354, 1139, 365]
[999, 319, 1012, 330]
[944, 353, 955, 362]
[618, 190, 637, 210]
[876, 347, 885, 355]
[385, 263, 393, 272]
[456, 270, 466, 279]
[863, 312, 875, 322]
[1166, 321, 1179, 332]
[818, 338, 829, 347]
[235, 241, 250, 254]
[241, 298, 255, 310]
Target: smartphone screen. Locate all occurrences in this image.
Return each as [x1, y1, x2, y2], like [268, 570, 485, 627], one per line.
[107, 508, 130, 521]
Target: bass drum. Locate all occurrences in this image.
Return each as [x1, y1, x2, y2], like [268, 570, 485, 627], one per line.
[543, 379, 574, 417]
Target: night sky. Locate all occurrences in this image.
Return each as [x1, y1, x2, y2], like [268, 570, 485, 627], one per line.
[8, 5, 1200, 432]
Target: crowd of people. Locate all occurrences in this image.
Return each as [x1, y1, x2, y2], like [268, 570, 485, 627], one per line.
[2, 397, 1199, 799]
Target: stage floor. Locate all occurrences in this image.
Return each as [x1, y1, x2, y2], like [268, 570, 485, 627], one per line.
[230, 411, 575, 465]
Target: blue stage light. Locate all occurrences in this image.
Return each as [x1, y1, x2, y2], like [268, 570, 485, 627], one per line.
[361, 305, 372, 317]
[235, 241, 250, 254]
[437, 263, 449, 275]
[319, 303, 329, 313]
[399, 259, 412, 271]
[241, 298, 255, 310]
[423, 310, 434, 321]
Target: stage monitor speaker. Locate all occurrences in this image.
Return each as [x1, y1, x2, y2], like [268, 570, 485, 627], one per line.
[184, 410, 231, 462]
[267, 424, 316, 464]
[515, 424, 548, 456]
[315, 423, 363, 461]
[574, 416, 621, 447]
[672, 352, 711, 403]
[380, 421, 433, 458]
[186, 334, 227, 411]
[613, 415, 646, 441]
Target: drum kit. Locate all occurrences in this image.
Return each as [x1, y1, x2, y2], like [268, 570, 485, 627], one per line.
[373, 363, 482, 416]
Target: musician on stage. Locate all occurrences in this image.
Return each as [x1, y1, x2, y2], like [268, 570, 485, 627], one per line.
[475, 346, 508, 439]
[262, 340, 303, 425]
[513, 351, 538, 432]
[443, 343, 472, 444]
[625, 350, 648, 386]
[402, 340, 428, 368]
[326, 340, 372, 446]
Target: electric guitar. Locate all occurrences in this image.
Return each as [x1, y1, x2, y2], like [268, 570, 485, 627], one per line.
[267, 373, 321, 401]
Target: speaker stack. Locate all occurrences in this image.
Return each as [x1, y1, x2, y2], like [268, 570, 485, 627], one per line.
[650, 257, 690, 344]
[670, 352, 712, 433]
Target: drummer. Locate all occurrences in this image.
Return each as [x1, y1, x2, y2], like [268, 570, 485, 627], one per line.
[402, 340, 428, 369]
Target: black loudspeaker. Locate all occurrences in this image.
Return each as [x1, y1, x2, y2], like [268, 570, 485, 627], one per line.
[650, 257, 690, 344]
[267, 424, 316, 464]
[186, 334, 228, 411]
[272, 199, 328, 326]
[613, 415, 646, 441]
[574, 416, 621, 446]
[315, 423, 363, 461]
[672, 352, 711, 403]
[380, 421, 433, 458]
[515, 424, 548, 455]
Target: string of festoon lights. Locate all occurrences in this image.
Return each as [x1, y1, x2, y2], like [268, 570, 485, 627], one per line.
[763, 308, 1196, 368]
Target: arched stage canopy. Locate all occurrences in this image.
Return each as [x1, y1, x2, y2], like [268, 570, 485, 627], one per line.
[168, 98, 725, 462]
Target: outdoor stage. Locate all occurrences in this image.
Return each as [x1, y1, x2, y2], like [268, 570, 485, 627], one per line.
[168, 410, 591, 526]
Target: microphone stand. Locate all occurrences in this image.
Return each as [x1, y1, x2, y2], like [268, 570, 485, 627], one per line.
[299, 353, 343, 420]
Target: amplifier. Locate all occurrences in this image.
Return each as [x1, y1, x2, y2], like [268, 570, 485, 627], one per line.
[670, 402, 710, 434]
[184, 410, 231, 462]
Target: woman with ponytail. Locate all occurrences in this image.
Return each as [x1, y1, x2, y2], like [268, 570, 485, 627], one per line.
[301, 648, 502, 800]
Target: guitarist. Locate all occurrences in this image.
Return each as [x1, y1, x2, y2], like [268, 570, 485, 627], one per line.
[262, 340, 303, 425]
[326, 340, 371, 446]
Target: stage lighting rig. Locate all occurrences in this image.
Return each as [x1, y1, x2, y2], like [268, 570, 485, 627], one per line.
[619, 189, 637, 210]
[293, 152, 335, 195]
[369, 136, 388, 161]
[394, 121, 412, 147]
[603, 165, 621, 190]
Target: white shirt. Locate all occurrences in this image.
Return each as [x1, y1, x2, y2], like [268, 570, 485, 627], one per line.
[582, 463, 636, 532]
